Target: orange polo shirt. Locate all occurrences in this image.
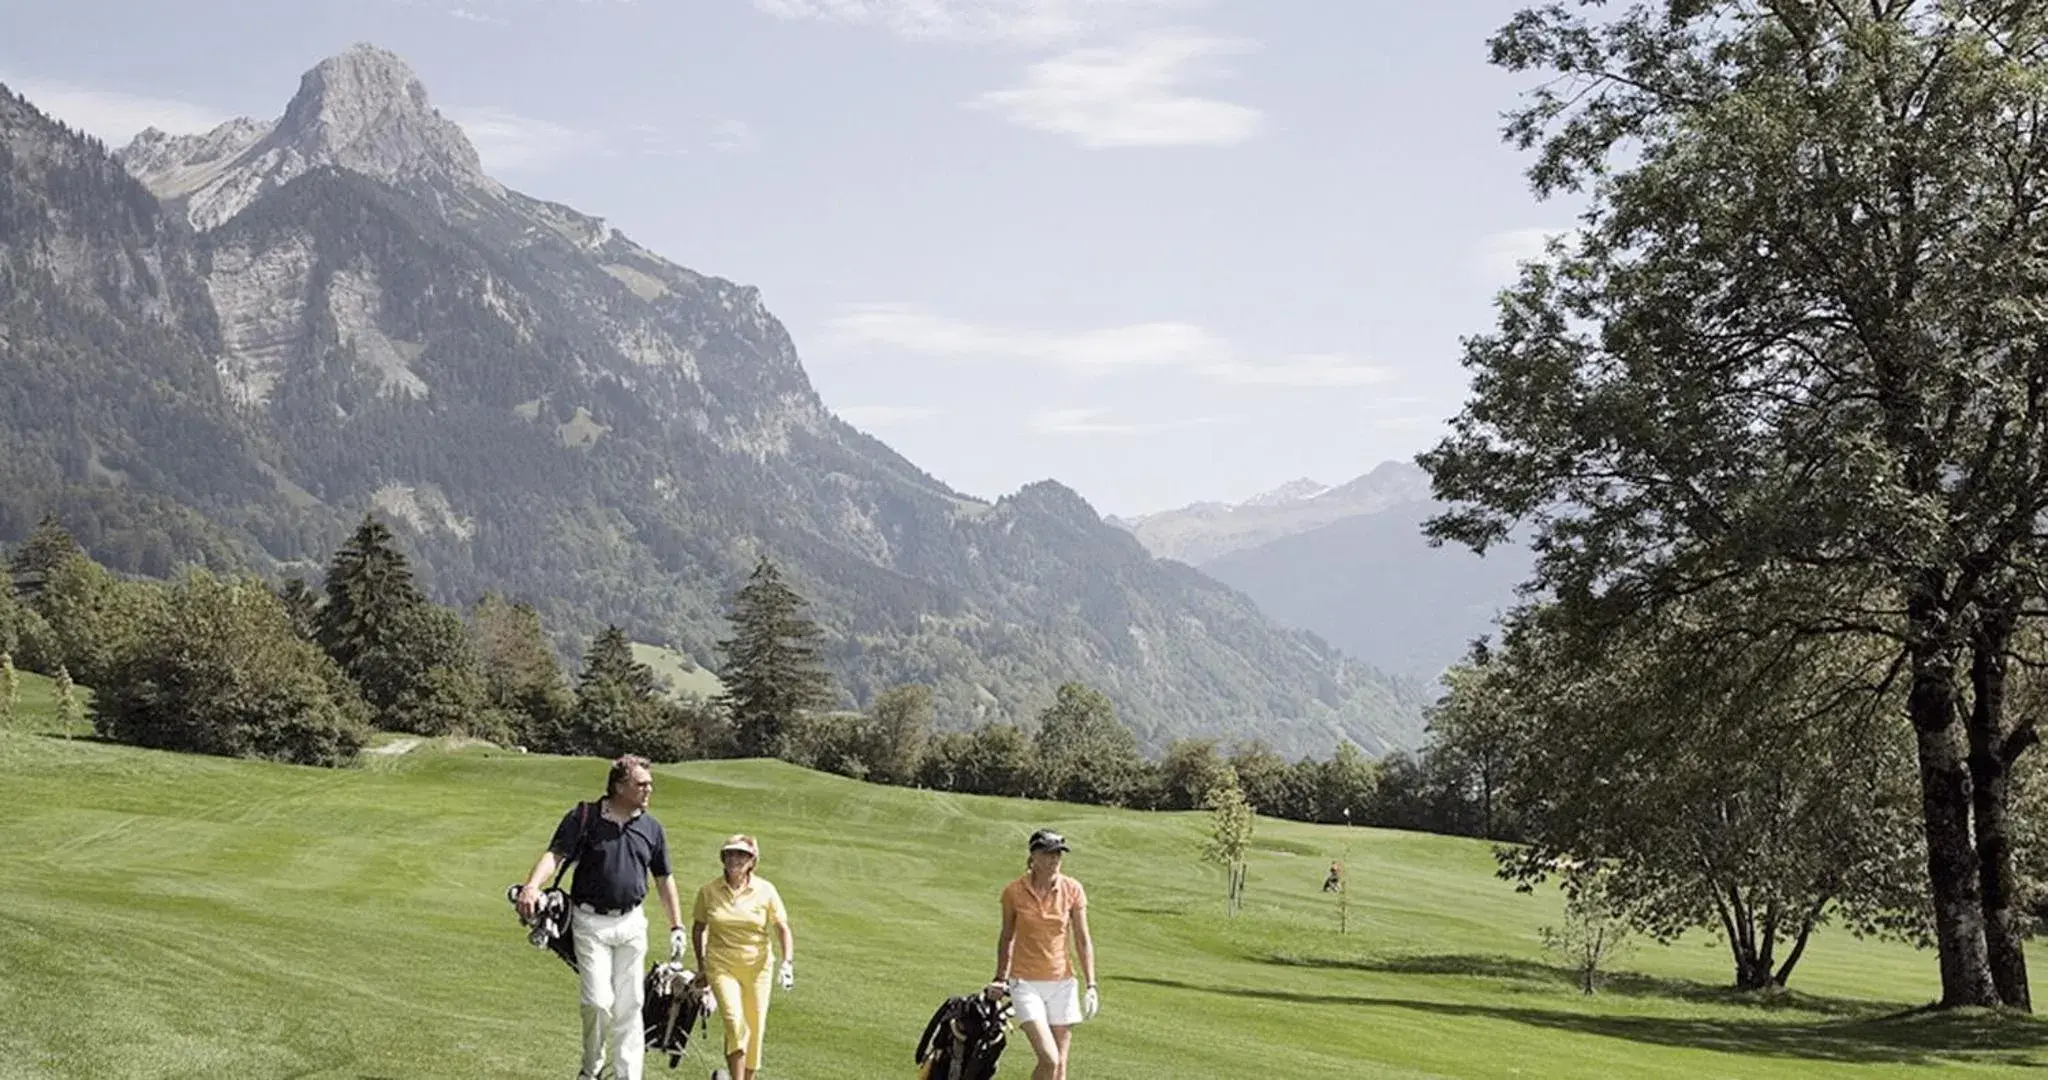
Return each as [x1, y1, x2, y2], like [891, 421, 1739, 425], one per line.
[1002, 874, 1087, 982]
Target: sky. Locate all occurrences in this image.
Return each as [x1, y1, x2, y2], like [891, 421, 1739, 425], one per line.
[1, 0, 1574, 519]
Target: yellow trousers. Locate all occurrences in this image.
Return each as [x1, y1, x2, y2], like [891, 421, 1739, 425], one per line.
[706, 963, 773, 1070]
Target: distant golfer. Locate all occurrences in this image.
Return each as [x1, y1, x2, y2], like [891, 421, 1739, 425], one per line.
[515, 755, 684, 1080]
[988, 829, 1097, 1080]
[691, 833, 795, 1080]
[1324, 860, 1343, 892]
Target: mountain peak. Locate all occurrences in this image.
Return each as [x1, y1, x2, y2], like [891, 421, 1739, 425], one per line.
[1243, 477, 1328, 508]
[276, 43, 485, 187]
[121, 43, 494, 229]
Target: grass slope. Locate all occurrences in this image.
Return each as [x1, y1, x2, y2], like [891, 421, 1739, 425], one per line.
[631, 641, 725, 701]
[1, 672, 2041, 1078]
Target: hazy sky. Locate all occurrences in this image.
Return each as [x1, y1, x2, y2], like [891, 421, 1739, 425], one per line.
[2, 0, 1573, 518]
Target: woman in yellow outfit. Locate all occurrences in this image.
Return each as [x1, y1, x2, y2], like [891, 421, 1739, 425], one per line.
[690, 834, 793, 1080]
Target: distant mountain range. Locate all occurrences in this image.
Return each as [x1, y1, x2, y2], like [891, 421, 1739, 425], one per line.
[1114, 462, 1534, 679]
[0, 44, 1431, 756]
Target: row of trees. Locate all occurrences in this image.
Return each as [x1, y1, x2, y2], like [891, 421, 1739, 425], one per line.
[2, 513, 1422, 833]
[1417, 0, 2048, 1009]
[0, 514, 733, 766]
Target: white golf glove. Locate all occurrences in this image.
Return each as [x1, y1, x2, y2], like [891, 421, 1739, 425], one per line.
[1083, 985, 1099, 1019]
[670, 928, 687, 959]
[779, 960, 795, 990]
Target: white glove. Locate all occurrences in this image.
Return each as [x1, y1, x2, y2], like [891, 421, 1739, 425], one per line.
[670, 928, 687, 959]
[779, 960, 795, 990]
[1083, 985, 1099, 1019]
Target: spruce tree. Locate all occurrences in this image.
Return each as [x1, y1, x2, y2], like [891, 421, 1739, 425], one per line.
[715, 556, 836, 759]
[316, 515, 425, 675]
[8, 514, 81, 603]
[0, 651, 16, 722]
[568, 626, 682, 758]
[316, 515, 432, 728]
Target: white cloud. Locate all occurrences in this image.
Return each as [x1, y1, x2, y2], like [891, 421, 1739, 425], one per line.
[1029, 406, 1232, 436]
[836, 404, 939, 427]
[1474, 227, 1572, 285]
[3, 75, 227, 145]
[709, 118, 760, 153]
[748, 0, 1179, 46]
[448, 6, 510, 24]
[1201, 354, 1393, 388]
[447, 106, 603, 171]
[971, 33, 1259, 148]
[826, 302, 1388, 388]
[828, 302, 1225, 372]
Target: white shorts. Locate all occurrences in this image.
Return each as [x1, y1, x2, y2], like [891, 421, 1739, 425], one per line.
[1009, 977, 1082, 1027]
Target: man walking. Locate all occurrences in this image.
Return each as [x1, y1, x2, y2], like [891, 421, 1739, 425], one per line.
[517, 755, 685, 1080]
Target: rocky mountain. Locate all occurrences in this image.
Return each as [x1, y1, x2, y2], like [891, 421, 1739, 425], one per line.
[1200, 499, 1534, 679]
[1116, 462, 1533, 679]
[1116, 461, 1435, 566]
[0, 45, 1430, 756]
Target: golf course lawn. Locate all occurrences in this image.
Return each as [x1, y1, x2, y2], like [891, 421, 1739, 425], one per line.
[2, 670, 2042, 1078]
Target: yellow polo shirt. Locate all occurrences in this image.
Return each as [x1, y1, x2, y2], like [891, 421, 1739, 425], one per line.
[692, 874, 786, 974]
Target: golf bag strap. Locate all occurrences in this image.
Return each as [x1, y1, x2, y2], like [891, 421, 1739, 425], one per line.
[549, 801, 593, 892]
[915, 998, 955, 1064]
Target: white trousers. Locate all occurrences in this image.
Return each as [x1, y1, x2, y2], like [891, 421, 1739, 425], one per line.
[572, 906, 647, 1080]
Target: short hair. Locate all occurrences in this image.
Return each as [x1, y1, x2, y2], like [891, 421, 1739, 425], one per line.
[607, 755, 652, 795]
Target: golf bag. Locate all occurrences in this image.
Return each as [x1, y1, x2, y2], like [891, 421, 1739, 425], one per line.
[506, 800, 595, 972]
[505, 883, 578, 970]
[643, 960, 710, 1069]
[914, 991, 1011, 1080]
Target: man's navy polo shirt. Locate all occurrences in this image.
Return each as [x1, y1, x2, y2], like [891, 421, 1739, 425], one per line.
[549, 801, 672, 913]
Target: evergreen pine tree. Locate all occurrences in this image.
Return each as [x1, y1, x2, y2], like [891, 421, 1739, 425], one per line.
[567, 626, 688, 759]
[316, 515, 431, 728]
[316, 515, 425, 675]
[9, 514, 81, 604]
[715, 556, 837, 759]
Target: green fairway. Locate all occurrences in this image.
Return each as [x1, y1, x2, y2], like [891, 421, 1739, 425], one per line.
[2, 672, 2041, 1078]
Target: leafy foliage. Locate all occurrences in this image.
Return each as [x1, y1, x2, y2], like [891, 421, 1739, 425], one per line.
[1204, 776, 1255, 917]
[92, 570, 370, 766]
[1033, 683, 1146, 807]
[1425, 0, 2048, 1009]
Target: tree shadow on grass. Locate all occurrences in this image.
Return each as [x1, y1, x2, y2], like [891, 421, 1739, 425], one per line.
[1116, 974, 2048, 1068]
[1260, 952, 1875, 1018]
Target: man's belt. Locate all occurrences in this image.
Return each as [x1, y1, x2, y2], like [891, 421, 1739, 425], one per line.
[575, 902, 638, 917]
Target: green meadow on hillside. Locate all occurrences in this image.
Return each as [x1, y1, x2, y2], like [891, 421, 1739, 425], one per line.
[1, 670, 2041, 1078]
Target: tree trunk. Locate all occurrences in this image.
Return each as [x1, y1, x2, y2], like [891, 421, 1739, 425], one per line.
[1772, 903, 1825, 988]
[1723, 883, 1777, 990]
[1968, 605, 2032, 1011]
[1907, 615, 1999, 1008]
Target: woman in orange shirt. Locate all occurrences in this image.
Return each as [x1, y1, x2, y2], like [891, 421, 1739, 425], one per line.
[987, 829, 1097, 1080]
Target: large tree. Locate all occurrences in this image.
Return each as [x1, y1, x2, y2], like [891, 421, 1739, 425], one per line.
[317, 515, 426, 679]
[567, 625, 707, 761]
[1471, 594, 1925, 990]
[1033, 682, 1146, 807]
[470, 591, 573, 747]
[8, 514, 81, 603]
[94, 570, 371, 766]
[1425, 1, 2048, 1008]
[716, 556, 837, 758]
